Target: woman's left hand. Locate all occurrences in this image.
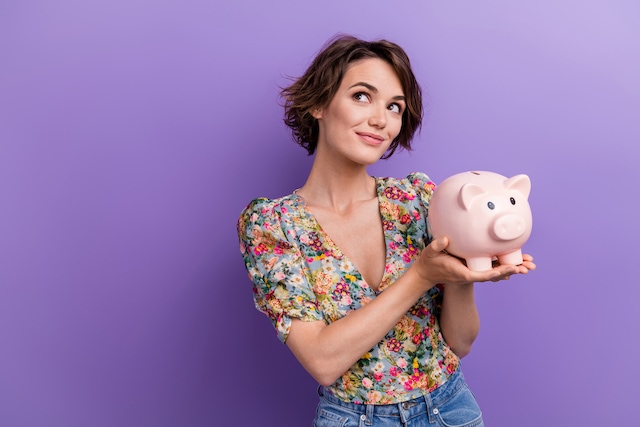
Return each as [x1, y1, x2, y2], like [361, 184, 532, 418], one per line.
[491, 253, 536, 281]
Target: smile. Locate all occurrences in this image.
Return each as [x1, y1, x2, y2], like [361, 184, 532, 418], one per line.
[356, 132, 385, 145]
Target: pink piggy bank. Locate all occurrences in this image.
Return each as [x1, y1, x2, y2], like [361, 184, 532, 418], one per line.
[428, 171, 532, 271]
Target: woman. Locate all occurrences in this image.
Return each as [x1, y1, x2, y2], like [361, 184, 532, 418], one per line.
[238, 35, 535, 427]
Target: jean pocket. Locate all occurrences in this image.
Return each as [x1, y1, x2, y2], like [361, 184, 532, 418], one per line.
[433, 385, 483, 427]
[313, 404, 360, 427]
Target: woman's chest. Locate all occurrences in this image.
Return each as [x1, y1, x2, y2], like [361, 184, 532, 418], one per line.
[310, 200, 386, 291]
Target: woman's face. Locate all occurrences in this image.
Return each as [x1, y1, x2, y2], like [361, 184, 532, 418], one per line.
[312, 58, 405, 167]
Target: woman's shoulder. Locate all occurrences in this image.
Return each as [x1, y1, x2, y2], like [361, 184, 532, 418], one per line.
[238, 193, 300, 230]
[241, 191, 298, 211]
[377, 172, 437, 200]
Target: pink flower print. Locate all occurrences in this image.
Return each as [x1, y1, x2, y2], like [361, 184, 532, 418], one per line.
[384, 186, 415, 202]
[384, 186, 402, 200]
[362, 378, 373, 389]
[340, 295, 353, 306]
[409, 305, 428, 318]
[389, 366, 399, 377]
[446, 363, 457, 375]
[333, 281, 349, 298]
[382, 220, 394, 231]
[400, 214, 411, 224]
[386, 338, 403, 353]
[308, 232, 323, 252]
[412, 332, 424, 345]
[367, 390, 382, 403]
[254, 243, 268, 255]
[273, 241, 290, 255]
[374, 371, 384, 382]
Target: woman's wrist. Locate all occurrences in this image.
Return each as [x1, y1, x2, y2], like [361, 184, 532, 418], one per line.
[407, 261, 438, 291]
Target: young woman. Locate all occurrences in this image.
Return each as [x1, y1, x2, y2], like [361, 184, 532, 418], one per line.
[238, 35, 535, 427]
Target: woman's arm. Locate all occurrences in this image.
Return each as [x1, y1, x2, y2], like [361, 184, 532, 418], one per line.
[438, 253, 536, 357]
[286, 265, 432, 386]
[438, 282, 479, 358]
[285, 237, 526, 386]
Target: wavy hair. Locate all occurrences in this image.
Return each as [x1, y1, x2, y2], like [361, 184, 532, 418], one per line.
[281, 35, 423, 159]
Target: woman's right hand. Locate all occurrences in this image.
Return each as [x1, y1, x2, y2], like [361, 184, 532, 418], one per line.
[412, 236, 521, 288]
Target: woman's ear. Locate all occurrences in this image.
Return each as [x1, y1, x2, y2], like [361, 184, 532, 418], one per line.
[310, 107, 323, 120]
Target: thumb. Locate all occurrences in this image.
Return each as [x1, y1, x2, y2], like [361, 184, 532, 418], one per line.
[427, 236, 449, 255]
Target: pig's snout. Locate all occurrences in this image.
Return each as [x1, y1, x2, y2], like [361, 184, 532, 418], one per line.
[492, 214, 527, 241]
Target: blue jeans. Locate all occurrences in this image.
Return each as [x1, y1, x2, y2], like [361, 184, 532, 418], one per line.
[313, 370, 483, 427]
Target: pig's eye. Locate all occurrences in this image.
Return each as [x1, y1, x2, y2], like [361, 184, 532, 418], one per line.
[510, 197, 516, 205]
[487, 201, 495, 210]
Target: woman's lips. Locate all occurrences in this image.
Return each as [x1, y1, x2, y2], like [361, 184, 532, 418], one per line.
[357, 132, 385, 145]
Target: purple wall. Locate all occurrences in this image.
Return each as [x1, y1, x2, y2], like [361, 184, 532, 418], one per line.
[1, 1, 639, 426]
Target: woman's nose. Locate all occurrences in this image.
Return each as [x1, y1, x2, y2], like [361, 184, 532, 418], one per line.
[368, 104, 387, 128]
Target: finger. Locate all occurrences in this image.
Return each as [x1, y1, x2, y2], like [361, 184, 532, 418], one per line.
[517, 260, 536, 272]
[472, 266, 515, 283]
[426, 236, 449, 255]
[480, 258, 534, 282]
[489, 272, 514, 282]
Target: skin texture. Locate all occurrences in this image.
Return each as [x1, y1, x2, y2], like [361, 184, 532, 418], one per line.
[285, 58, 536, 386]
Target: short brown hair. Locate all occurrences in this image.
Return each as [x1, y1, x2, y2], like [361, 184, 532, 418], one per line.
[281, 35, 423, 159]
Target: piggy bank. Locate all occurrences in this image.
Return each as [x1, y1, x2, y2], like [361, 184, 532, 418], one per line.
[428, 171, 532, 271]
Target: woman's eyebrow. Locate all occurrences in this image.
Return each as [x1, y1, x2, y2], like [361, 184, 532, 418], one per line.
[349, 81, 378, 92]
[349, 82, 406, 101]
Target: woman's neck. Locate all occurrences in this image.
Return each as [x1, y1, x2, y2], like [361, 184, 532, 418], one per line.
[296, 158, 377, 213]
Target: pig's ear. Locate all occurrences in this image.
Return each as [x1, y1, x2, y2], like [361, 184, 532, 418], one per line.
[504, 174, 531, 199]
[459, 183, 486, 210]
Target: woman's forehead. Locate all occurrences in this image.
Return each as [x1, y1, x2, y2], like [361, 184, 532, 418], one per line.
[341, 58, 404, 94]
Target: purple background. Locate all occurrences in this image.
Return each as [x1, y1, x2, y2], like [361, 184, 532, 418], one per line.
[1, 1, 639, 426]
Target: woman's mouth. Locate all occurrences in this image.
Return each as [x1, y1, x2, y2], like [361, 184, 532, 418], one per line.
[356, 132, 385, 145]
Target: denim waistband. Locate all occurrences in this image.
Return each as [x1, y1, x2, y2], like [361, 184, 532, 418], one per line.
[318, 368, 465, 417]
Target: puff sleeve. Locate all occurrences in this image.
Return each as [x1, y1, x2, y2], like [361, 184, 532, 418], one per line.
[237, 198, 324, 343]
[406, 172, 444, 306]
[404, 172, 437, 243]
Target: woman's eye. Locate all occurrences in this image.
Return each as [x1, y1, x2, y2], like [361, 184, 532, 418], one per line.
[388, 103, 401, 113]
[354, 92, 369, 103]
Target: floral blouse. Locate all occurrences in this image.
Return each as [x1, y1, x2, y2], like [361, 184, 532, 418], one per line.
[237, 173, 459, 404]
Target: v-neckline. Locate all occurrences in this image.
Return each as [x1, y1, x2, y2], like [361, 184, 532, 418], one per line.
[292, 177, 392, 293]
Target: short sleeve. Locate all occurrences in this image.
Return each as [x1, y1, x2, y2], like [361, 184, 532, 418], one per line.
[237, 198, 324, 343]
[406, 172, 436, 205]
[405, 173, 443, 312]
[406, 172, 437, 241]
